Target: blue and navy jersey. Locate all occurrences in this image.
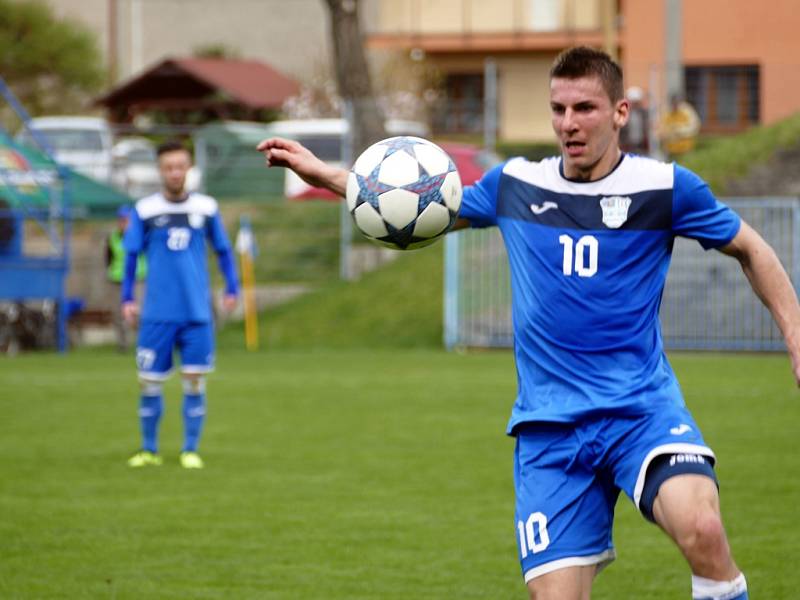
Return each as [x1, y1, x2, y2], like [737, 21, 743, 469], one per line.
[460, 154, 741, 431]
[124, 192, 233, 323]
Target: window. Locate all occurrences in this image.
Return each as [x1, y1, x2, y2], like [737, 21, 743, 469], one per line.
[433, 73, 484, 134]
[685, 65, 760, 132]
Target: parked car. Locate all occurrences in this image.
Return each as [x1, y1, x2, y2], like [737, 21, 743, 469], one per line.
[16, 116, 114, 183]
[436, 142, 502, 186]
[261, 118, 430, 200]
[111, 137, 202, 198]
[111, 137, 161, 198]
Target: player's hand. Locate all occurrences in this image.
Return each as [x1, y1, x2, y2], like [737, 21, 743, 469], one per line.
[221, 294, 238, 314]
[256, 137, 347, 195]
[121, 301, 139, 326]
[787, 340, 800, 388]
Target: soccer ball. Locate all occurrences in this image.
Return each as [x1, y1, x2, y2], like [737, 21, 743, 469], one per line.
[346, 136, 462, 250]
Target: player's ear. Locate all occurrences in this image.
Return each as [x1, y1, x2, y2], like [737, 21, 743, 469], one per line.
[614, 98, 629, 130]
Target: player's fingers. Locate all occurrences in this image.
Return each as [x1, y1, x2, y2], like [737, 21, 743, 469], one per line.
[255, 138, 276, 152]
[264, 147, 292, 167]
[256, 137, 300, 153]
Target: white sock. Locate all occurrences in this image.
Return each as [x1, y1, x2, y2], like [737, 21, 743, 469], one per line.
[692, 573, 747, 600]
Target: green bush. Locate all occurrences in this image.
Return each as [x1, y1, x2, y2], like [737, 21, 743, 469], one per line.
[496, 141, 559, 161]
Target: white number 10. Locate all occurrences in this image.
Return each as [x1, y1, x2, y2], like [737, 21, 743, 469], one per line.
[518, 511, 550, 558]
[559, 234, 598, 277]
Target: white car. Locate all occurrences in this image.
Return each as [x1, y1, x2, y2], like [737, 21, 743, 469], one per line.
[111, 137, 161, 198]
[259, 118, 430, 199]
[16, 116, 114, 183]
[112, 137, 202, 198]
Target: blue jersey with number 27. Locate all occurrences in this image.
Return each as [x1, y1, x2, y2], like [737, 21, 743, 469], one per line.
[459, 154, 741, 432]
[124, 192, 233, 323]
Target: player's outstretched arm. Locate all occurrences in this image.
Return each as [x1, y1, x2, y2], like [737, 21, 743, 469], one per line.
[256, 137, 348, 197]
[721, 221, 800, 386]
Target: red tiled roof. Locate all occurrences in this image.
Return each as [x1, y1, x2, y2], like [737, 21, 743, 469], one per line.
[97, 57, 300, 110]
[173, 57, 300, 109]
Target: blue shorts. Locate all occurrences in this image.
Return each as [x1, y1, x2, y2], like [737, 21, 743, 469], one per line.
[513, 405, 714, 583]
[135, 321, 215, 380]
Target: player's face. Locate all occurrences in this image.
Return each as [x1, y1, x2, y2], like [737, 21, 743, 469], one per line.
[550, 75, 628, 181]
[158, 149, 192, 197]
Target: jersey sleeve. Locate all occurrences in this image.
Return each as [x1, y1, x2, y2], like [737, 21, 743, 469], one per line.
[672, 165, 741, 249]
[122, 206, 144, 253]
[206, 211, 232, 253]
[458, 161, 505, 228]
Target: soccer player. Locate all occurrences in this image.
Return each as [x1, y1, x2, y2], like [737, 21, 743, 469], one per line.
[256, 47, 800, 599]
[122, 140, 239, 469]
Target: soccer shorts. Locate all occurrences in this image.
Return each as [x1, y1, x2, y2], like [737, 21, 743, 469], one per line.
[135, 321, 215, 379]
[513, 404, 714, 583]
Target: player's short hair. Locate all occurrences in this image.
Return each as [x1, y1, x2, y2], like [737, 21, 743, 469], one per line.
[156, 139, 190, 158]
[550, 46, 624, 103]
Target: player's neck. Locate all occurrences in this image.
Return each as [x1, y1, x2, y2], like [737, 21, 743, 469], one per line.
[562, 147, 623, 182]
[163, 189, 189, 202]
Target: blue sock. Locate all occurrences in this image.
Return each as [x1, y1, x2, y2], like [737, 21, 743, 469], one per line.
[139, 395, 163, 453]
[182, 394, 206, 452]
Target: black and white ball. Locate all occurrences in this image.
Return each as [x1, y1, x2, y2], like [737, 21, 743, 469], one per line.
[346, 136, 462, 250]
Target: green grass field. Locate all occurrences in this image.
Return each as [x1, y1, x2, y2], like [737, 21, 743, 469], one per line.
[1, 349, 798, 599]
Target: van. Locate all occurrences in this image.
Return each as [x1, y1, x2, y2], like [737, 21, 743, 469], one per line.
[261, 118, 429, 199]
[16, 116, 114, 183]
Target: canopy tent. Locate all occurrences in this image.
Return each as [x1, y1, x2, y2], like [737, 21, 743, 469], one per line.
[0, 130, 134, 219]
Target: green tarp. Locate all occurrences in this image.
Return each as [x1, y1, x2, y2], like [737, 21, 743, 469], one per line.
[194, 121, 285, 200]
[0, 130, 134, 218]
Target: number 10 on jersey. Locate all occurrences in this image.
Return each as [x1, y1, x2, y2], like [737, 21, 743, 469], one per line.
[559, 234, 598, 277]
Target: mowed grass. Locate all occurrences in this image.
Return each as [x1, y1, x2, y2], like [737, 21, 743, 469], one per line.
[1, 350, 798, 599]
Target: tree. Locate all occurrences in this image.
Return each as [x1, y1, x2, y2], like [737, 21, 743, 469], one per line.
[322, 0, 386, 156]
[192, 43, 242, 60]
[0, 0, 104, 128]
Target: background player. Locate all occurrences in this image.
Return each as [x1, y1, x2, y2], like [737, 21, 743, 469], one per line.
[256, 48, 800, 599]
[122, 140, 238, 469]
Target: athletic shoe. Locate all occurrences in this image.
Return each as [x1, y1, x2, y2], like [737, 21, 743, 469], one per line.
[179, 451, 204, 469]
[127, 450, 163, 467]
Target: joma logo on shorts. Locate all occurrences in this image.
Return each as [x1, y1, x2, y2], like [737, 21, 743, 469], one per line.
[669, 454, 706, 467]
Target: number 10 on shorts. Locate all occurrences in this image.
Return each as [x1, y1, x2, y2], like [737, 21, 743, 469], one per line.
[518, 512, 550, 558]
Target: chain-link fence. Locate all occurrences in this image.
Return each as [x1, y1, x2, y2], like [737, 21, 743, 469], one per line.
[444, 197, 800, 351]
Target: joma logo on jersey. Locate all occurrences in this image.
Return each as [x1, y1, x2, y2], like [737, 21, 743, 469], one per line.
[670, 423, 692, 435]
[669, 454, 706, 467]
[599, 196, 632, 228]
[530, 201, 558, 215]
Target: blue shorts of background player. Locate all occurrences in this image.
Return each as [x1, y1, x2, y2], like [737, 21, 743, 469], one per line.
[131, 321, 214, 467]
[136, 321, 215, 379]
[514, 403, 718, 583]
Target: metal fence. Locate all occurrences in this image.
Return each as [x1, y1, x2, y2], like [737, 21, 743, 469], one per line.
[443, 197, 800, 351]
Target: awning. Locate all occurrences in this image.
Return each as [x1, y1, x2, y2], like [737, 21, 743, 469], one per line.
[0, 130, 134, 218]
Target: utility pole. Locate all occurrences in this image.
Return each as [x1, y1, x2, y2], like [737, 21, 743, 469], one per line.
[107, 0, 118, 84]
[664, 0, 683, 101]
[601, 0, 617, 61]
[483, 58, 497, 154]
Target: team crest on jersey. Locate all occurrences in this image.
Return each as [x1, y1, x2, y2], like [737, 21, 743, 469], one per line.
[188, 213, 205, 229]
[599, 196, 632, 229]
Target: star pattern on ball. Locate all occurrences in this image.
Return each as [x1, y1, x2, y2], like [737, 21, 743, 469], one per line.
[381, 136, 420, 159]
[353, 164, 394, 211]
[401, 166, 455, 212]
[379, 221, 417, 249]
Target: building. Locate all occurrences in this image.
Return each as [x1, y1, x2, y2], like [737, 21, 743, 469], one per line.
[38, 0, 332, 84]
[364, 0, 800, 141]
[624, 0, 800, 135]
[96, 57, 300, 124]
